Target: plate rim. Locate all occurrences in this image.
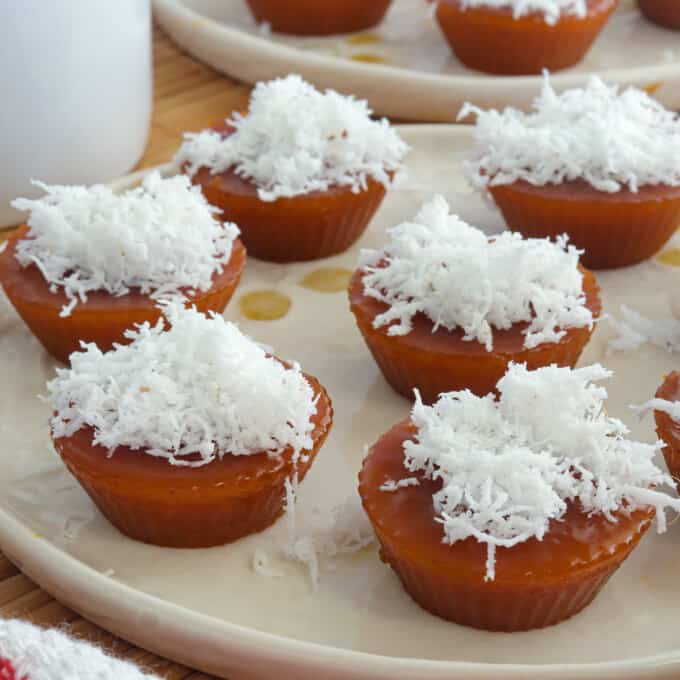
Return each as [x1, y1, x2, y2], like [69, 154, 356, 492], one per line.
[2, 123, 680, 679]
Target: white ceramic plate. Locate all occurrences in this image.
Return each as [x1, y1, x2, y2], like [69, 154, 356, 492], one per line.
[1, 126, 680, 680]
[152, 0, 680, 122]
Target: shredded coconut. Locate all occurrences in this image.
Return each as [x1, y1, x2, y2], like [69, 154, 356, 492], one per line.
[359, 195, 592, 351]
[607, 306, 680, 354]
[456, 0, 586, 24]
[175, 74, 409, 202]
[392, 362, 680, 581]
[633, 399, 680, 423]
[460, 74, 680, 194]
[46, 304, 317, 467]
[11, 172, 239, 317]
[267, 491, 375, 589]
[380, 477, 420, 492]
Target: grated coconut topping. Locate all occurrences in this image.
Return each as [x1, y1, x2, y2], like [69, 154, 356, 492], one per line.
[460, 74, 680, 194]
[395, 362, 680, 581]
[175, 74, 409, 202]
[456, 0, 587, 24]
[359, 195, 593, 351]
[11, 172, 239, 317]
[46, 304, 317, 467]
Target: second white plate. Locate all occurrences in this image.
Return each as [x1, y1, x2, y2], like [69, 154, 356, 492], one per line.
[153, 0, 680, 121]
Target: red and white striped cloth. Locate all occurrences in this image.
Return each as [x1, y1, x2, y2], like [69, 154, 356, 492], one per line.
[0, 620, 162, 679]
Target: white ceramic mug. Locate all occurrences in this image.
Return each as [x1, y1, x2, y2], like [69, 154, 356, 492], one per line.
[0, 1, 152, 227]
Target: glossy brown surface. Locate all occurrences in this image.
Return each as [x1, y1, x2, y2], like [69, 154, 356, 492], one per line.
[189, 119, 387, 263]
[349, 263, 601, 403]
[193, 166, 386, 264]
[0, 226, 246, 363]
[359, 419, 654, 630]
[490, 179, 680, 270]
[435, 0, 617, 75]
[245, 0, 392, 35]
[654, 371, 680, 490]
[54, 372, 333, 548]
[638, 0, 680, 29]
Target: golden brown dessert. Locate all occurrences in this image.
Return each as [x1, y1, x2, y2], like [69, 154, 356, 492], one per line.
[349, 196, 601, 403]
[638, 0, 680, 29]
[192, 140, 386, 263]
[246, 0, 392, 35]
[175, 76, 408, 263]
[47, 305, 333, 547]
[435, 0, 617, 75]
[0, 226, 245, 364]
[360, 418, 653, 631]
[350, 263, 600, 403]
[54, 372, 332, 548]
[462, 76, 680, 269]
[490, 180, 680, 270]
[2, 172, 244, 363]
[359, 363, 676, 630]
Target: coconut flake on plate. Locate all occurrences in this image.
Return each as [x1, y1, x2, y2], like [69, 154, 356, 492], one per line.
[174, 74, 410, 202]
[359, 194, 593, 351]
[460, 74, 680, 193]
[607, 305, 680, 354]
[10, 172, 239, 317]
[390, 362, 680, 581]
[255, 490, 375, 590]
[633, 398, 680, 422]
[45, 304, 317, 467]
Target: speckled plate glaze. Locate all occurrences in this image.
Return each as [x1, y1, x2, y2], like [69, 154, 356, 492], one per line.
[152, 0, 680, 121]
[1, 126, 680, 679]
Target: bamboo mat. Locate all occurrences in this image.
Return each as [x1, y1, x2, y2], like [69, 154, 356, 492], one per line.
[0, 26, 252, 680]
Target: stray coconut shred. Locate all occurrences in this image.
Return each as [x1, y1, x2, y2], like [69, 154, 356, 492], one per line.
[634, 399, 680, 423]
[460, 74, 680, 193]
[359, 195, 593, 351]
[607, 306, 680, 354]
[257, 489, 375, 590]
[11, 172, 239, 317]
[391, 363, 680, 581]
[457, 0, 587, 24]
[175, 74, 409, 202]
[46, 304, 317, 467]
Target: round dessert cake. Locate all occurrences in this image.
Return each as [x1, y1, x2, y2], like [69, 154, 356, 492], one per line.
[461, 75, 680, 269]
[47, 304, 333, 547]
[349, 195, 600, 402]
[359, 362, 680, 631]
[245, 0, 393, 35]
[435, 0, 617, 75]
[175, 75, 408, 263]
[0, 172, 245, 363]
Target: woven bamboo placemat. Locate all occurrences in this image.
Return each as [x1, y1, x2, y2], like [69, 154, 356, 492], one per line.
[0, 25, 251, 679]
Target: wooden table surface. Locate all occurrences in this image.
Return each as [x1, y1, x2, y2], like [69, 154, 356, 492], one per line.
[0, 26, 252, 680]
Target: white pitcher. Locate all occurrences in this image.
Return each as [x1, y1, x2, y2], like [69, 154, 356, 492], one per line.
[0, 1, 152, 227]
